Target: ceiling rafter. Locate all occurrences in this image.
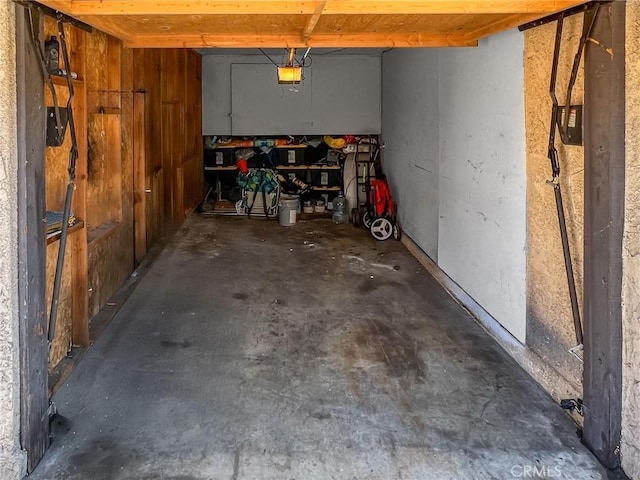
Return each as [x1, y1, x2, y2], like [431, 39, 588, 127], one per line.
[302, 0, 327, 42]
[464, 12, 545, 41]
[39, 0, 589, 16]
[122, 33, 479, 49]
[34, 0, 591, 49]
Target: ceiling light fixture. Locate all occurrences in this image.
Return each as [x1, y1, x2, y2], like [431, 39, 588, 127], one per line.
[277, 48, 302, 84]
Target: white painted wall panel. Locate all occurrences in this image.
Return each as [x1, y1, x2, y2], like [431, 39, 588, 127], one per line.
[202, 55, 265, 135]
[437, 31, 527, 342]
[380, 30, 527, 342]
[381, 49, 440, 260]
[231, 63, 314, 135]
[202, 55, 381, 135]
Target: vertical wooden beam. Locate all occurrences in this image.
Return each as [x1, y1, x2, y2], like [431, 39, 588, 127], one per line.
[70, 107, 90, 347]
[175, 166, 184, 222]
[15, 6, 49, 472]
[133, 92, 147, 264]
[583, 2, 625, 469]
[70, 29, 89, 348]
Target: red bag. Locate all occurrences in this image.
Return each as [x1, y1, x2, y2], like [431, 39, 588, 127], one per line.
[369, 178, 395, 217]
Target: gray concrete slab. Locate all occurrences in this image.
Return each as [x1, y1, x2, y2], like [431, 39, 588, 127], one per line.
[30, 215, 605, 480]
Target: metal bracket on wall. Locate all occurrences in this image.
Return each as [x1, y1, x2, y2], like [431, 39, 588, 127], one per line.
[46, 106, 69, 147]
[546, 3, 600, 353]
[519, 1, 608, 32]
[12, 0, 93, 32]
[22, 1, 81, 355]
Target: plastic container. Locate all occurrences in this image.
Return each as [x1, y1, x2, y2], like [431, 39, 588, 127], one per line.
[332, 192, 349, 224]
[279, 195, 299, 226]
[314, 199, 326, 213]
[204, 147, 235, 167]
[303, 201, 314, 214]
[277, 146, 306, 166]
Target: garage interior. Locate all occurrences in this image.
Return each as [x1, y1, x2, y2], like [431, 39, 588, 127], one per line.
[2, 0, 639, 478]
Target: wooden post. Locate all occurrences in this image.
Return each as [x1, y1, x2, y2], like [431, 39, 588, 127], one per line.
[70, 29, 89, 348]
[583, 2, 625, 469]
[16, 7, 50, 472]
[133, 92, 147, 263]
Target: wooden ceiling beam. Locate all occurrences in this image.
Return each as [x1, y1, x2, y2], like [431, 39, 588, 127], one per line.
[40, 0, 590, 16]
[303, 0, 327, 41]
[122, 33, 478, 49]
[464, 12, 545, 41]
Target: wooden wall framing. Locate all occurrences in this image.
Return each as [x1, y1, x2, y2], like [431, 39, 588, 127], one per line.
[133, 48, 203, 247]
[42, 20, 203, 371]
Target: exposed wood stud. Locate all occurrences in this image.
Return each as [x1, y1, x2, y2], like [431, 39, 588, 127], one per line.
[36, 0, 591, 49]
[123, 33, 479, 49]
[464, 12, 544, 40]
[40, 1, 591, 16]
[303, 0, 327, 41]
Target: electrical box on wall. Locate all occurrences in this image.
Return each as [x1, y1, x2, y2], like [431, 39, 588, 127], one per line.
[557, 105, 583, 146]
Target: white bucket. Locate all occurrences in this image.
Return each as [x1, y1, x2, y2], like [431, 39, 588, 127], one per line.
[279, 195, 299, 226]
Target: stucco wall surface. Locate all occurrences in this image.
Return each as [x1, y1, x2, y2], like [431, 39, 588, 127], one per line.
[524, 17, 585, 396]
[622, 0, 640, 477]
[0, 1, 27, 478]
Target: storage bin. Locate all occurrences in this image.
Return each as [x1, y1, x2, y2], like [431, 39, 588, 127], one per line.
[204, 147, 235, 167]
[311, 169, 340, 187]
[276, 146, 306, 166]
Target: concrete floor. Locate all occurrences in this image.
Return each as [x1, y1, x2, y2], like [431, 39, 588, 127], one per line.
[31, 215, 606, 480]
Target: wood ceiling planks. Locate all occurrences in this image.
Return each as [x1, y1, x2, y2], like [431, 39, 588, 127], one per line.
[37, 0, 590, 48]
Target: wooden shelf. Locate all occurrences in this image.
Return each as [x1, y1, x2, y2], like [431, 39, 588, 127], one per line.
[204, 166, 238, 171]
[280, 165, 341, 170]
[313, 186, 342, 191]
[49, 74, 84, 87]
[47, 220, 85, 245]
[87, 219, 120, 246]
[204, 164, 340, 171]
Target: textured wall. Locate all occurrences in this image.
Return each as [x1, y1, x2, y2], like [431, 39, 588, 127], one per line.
[438, 30, 527, 343]
[622, 0, 640, 477]
[0, 1, 27, 478]
[380, 31, 527, 342]
[524, 17, 585, 397]
[381, 49, 440, 260]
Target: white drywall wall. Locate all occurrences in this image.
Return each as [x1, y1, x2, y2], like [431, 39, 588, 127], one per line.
[202, 54, 381, 135]
[381, 49, 440, 260]
[381, 29, 527, 343]
[437, 31, 527, 342]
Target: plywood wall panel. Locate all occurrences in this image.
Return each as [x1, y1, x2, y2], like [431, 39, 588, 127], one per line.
[46, 241, 73, 367]
[44, 17, 90, 368]
[84, 30, 134, 320]
[86, 113, 123, 230]
[133, 48, 202, 241]
[87, 228, 134, 318]
[161, 49, 185, 104]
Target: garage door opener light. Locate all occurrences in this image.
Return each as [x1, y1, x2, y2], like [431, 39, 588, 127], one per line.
[277, 48, 303, 84]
